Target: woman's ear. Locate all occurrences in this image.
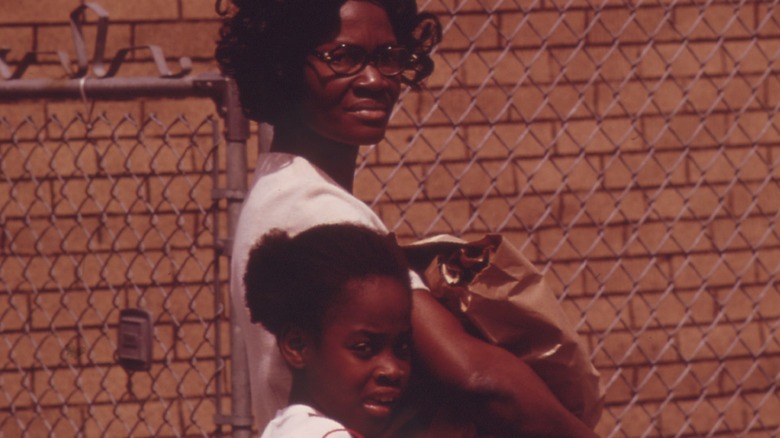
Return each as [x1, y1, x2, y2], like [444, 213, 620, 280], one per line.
[279, 326, 311, 369]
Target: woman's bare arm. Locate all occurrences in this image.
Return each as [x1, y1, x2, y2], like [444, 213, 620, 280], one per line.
[411, 290, 598, 438]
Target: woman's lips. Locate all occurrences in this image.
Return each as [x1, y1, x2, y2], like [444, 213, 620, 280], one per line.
[348, 108, 389, 122]
[347, 103, 391, 122]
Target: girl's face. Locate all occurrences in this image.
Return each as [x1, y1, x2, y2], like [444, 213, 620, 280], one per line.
[299, 0, 403, 146]
[304, 276, 412, 436]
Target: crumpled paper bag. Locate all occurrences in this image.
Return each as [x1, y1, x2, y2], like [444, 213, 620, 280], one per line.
[403, 234, 604, 428]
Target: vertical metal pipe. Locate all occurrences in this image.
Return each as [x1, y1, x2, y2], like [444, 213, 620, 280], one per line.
[222, 78, 252, 438]
[212, 117, 224, 438]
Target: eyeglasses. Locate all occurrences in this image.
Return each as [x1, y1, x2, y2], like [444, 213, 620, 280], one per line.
[311, 44, 415, 77]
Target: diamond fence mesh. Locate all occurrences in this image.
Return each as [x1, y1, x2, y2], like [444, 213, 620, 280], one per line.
[362, 0, 780, 436]
[2, 0, 780, 437]
[0, 101, 227, 437]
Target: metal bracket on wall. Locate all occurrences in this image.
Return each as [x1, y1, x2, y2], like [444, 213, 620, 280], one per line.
[0, 2, 191, 80]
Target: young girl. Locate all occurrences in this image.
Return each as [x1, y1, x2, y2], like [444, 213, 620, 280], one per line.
[243, 223, 413, 438]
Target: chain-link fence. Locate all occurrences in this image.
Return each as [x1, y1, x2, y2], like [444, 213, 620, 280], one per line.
[366, 0, 780, 436]
[2, 0, 780, 436]
[0, 95, 230, 436]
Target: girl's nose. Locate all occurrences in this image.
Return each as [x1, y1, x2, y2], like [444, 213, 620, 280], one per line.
[374, 355, 407, 386]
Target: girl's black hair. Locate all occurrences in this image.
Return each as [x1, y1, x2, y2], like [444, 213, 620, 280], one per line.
[215, 0, 441, 124]
[244, 223, 412, 337]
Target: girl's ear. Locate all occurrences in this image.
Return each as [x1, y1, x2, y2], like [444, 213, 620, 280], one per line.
[279, 326, 312, 369]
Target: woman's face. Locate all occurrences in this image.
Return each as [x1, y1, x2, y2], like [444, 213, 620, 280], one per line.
[299, 0, 402, 146]
[303, 275, 412, 436]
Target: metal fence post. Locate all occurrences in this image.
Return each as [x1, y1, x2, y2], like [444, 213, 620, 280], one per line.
[221, 78, 253, 438]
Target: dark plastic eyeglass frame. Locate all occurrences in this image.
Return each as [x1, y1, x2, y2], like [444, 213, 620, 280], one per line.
[310, 43, 415, 77]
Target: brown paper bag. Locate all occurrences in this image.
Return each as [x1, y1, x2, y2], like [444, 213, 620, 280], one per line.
[403, 234, 604, 428]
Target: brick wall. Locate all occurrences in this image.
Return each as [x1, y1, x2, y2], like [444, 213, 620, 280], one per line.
[2, 0, 779, 436]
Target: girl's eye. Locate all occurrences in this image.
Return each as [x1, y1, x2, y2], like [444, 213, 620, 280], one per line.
[395, 339, 411, 359]
[351, 342, 374, 358]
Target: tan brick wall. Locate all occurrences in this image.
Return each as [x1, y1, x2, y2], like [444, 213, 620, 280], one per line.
[2, 0, 780, 437]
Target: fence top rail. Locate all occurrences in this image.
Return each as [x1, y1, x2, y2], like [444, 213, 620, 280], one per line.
[0, 72, 228, 102]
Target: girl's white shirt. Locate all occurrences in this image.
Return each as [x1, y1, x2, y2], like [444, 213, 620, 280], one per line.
[260, 404, 353, 438]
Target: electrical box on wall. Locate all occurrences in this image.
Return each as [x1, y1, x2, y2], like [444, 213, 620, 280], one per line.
[117, 308, 153, 372]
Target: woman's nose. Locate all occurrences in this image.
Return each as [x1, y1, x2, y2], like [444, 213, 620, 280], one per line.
[354, 64, 392, 90]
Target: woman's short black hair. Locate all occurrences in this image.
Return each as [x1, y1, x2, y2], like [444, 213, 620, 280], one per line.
[215, 0, 441, 124]
[244, 223, 412, 337]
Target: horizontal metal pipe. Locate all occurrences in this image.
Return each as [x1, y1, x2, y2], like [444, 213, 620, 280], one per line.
[0, 73, 225, 101]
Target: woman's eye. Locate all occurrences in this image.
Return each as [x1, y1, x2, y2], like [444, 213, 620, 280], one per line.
[383, 48, 409, 67]
[335, 47, 363, 65]
[330, 52, 348, 64]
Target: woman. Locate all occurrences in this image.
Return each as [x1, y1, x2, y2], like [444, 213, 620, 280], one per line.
[217, 0, 598, 435]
